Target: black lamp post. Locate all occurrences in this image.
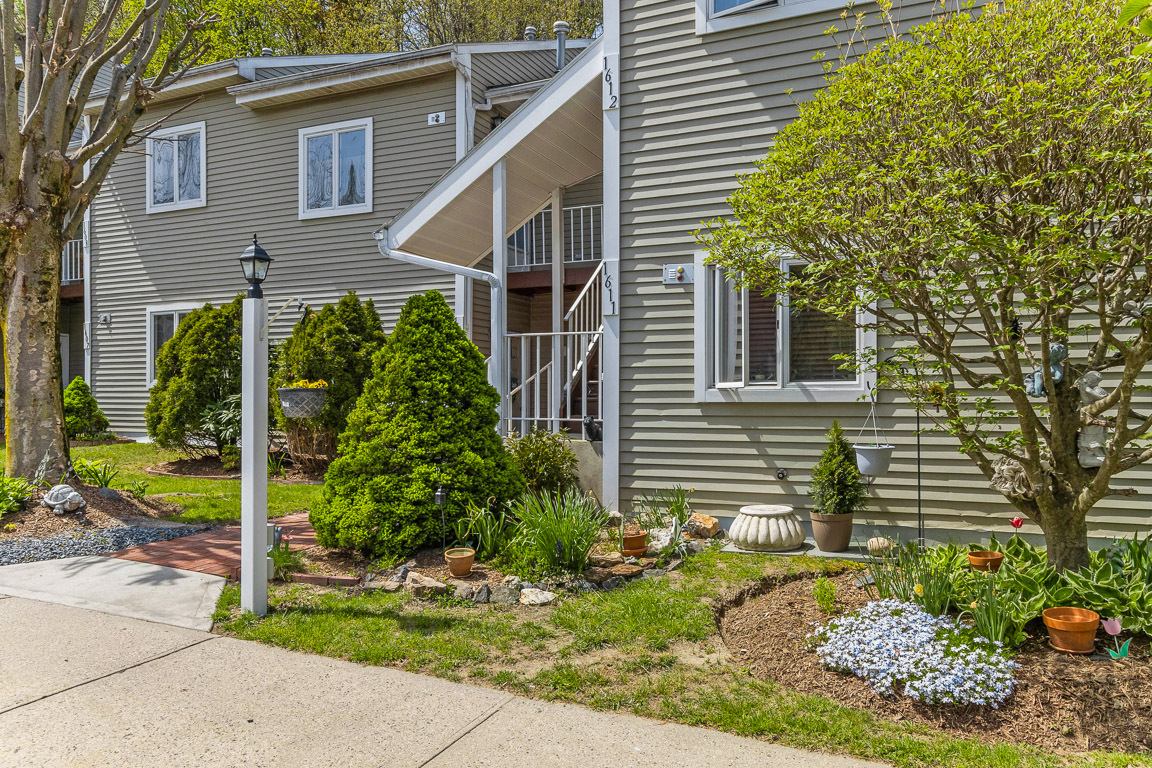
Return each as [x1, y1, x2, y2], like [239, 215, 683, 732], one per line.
[237, 234, 273, 298]
[435, 484, 448, 549]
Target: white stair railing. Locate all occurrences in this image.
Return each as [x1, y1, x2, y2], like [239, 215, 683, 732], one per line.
[61, 239, 84, 284]
[565, 261, 603, 336]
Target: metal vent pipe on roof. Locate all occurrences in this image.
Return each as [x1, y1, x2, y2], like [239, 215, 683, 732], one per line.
[525, 25, 537, 40]
[260, 47, 274, 56]
[553, 21, 570, 71]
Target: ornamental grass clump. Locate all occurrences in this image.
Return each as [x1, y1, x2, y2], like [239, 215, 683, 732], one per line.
[811, 599, 1016, 708]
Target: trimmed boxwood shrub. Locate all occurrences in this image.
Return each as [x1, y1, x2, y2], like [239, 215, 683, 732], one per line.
[311, 290, 524, 560]
[273, 291, 386, 437]
[145, 297, 243, 458]
[63, 378, 110, 439]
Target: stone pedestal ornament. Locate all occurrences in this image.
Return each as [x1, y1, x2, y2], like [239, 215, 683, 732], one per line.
[729, 505, 805, 552]
[41, 484, 85, 515]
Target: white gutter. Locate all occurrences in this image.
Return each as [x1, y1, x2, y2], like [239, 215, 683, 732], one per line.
[375, 236, 498, 287]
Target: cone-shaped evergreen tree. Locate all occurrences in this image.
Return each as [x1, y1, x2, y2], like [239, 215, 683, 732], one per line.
[311, 290, 524, 559]
[63, 378, 110, 439]
[809, 420, 868, 516]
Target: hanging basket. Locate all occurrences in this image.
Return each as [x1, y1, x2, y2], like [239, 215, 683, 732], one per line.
[277, 387, 328, 419]
[854, 444, 896, 477]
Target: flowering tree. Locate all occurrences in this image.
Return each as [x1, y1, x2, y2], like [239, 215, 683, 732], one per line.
[1, 1, 213, 479]
[700, 0, 1152, 571]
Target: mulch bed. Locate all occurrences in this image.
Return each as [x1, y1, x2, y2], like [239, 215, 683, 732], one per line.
[402, 546, 510, 587]
[0, 484, 184, 541]
[147, 456, 324, 484]
[719, 571, 1152, 754]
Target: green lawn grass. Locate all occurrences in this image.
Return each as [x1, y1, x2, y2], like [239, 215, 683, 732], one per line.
[213, 549, 1150, 768]
[2, 442, 322, 524]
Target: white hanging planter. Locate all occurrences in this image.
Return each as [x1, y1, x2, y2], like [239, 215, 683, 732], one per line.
[854, 443, 896, 477]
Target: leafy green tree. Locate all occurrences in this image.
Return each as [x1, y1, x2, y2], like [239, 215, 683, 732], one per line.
[700, 0, 1152, 571]
[145, 298, 243, 458]
[809, 421, 867, 516]
[274, 291, 386, 438]
[63, 378, 111, 440]
[311, 291, 524, 560]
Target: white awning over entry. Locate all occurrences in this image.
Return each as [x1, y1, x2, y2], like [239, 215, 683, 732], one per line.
[374, 38, 604, 266]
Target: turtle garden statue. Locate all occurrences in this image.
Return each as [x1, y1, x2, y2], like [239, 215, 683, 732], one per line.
[41, 484, 86, 515]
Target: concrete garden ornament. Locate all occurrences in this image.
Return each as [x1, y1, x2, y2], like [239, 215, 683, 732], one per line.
[41, 484, 85, 515]
[1023, 342, 1067, 398]
[729, 505, 805, 551]
[1075, 371, 1108, 468]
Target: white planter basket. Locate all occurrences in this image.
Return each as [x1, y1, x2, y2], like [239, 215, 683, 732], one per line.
[278, 387, 328, 420]
[854, 444, 896, 477]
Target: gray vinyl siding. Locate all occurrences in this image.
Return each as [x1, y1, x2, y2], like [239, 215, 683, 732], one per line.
[89, 75, 461, 436]
[616, 0, 1152, 541]
[470, 49, 577, 143]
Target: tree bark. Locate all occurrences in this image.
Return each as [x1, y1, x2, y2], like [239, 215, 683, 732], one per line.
[3, 216, 69, 480]
[1041, 511, 1090, 572]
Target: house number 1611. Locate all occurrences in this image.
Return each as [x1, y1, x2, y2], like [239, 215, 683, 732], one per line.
[603, 54, 620, 111]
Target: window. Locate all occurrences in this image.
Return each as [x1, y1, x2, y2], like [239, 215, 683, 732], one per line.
[298, 118, 372, 219]
[695, 0, 846, 36]
[146, 122, 206, 213]
[146, 304, 198, 385]
[694, 253, 874, 403]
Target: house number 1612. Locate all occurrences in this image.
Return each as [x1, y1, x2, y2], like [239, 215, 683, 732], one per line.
[603, 54, 620, 111]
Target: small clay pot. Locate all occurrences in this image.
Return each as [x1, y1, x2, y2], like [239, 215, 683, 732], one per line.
[968, 550, 1004, 572]
[444, 547, 475, 578]
[1043, 607, 1100, 654]
[621, 531, 648, 557]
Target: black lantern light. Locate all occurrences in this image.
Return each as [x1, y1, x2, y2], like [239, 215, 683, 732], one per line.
[238, 234, 273, 297]
[434, 484, 448, 549]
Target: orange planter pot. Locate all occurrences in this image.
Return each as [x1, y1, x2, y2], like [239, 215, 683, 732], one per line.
[1043, 607, 1100, 654]
[622, 531, 648, 558]
[968, 550, 1004, 572]
[444, 547, 475, 578]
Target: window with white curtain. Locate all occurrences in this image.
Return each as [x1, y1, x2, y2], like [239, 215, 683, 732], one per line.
[299, 118, 372, 219]
[694, 253, 874, 403]
[146, 122, 206, 213]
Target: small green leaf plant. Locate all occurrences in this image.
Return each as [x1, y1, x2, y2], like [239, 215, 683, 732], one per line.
[814, 576, 837, 614]
[809, 420, 868, 515]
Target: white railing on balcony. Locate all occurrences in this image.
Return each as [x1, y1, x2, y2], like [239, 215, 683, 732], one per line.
[61, 239, 84, 284]
[507, 204, 602, 269]
[505, 330, 602, 436]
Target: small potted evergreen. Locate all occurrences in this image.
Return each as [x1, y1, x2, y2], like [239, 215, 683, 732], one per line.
[809, 420, 868, 552]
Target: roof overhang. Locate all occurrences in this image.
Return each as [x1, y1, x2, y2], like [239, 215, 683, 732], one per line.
[228, 50, 458, 109]
[377, 38, 604, 267]
[84, 61, 248, 113]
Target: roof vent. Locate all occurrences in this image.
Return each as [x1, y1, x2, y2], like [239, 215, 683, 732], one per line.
[553, 21, 570, 71]
[524, 25, 537, 41]
[260, 47, 274, 56]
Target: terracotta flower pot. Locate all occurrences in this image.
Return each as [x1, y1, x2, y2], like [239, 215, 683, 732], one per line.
[968, 550, 1004, 572]
[444, 547, 475, 578]
[621, 531, 648, 557]
[810, 511, 854, 552]
[1043, 607, 1100, 654]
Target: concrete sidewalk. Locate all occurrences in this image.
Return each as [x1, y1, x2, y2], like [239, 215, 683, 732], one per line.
[0, 596, 885, 768]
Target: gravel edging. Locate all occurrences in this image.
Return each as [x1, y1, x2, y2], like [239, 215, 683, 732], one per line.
[0, 524, 209, 566]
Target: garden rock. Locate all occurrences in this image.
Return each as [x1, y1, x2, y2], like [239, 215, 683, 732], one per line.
[610, 564, 643, 579]
[607, 510, 624, 525]
[491, 584, 521, 604]
[404, 571, 448, 597]
[590, 552, 624, 568]
[41, 485, 85, 515]
[685, 513, 720, 539]
[572, 580, 597, 592]
[97, 487, 122, 501]
[502, 574, 521, 587]
[639, 568, 665, 579]
[519, 588, 557, 606]
[646, 527, 674, 555]
[452, 582, 475, 601]
[601, 576, 624, 591]
[583, 567, 613, 585]
[623, 556, 639, 566]
[389, 565, 411, 583]
[686, 539, 707, 554]
[472, 584, 491, 604]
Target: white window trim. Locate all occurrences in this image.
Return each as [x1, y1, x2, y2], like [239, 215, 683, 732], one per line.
[693, 251, 876, 403]
[145, 302, 201, 386]
[695, 0, 847, 36]
[298, 117, 373, 220]
[145, 121, 207, 214]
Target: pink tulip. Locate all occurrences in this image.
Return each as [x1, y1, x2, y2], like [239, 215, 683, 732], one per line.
[1103, 617, 1122, 636]
[1010, 517, 1023, 529]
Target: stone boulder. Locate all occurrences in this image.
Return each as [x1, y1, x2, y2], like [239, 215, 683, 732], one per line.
[589, 552, 624, 568]
[610, 564, 643, 579]
[685, 513, 720, 539]
[404, 571, 449, 598]
[472, 583, 492, 604]
[41, 484, 85, 515]
[490, 584, 521, 604]
[519, 588, 557, 606]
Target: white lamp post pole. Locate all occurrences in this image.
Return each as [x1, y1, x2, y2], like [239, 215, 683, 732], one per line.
[238, 235, 273, 617]
[240, 294, 269, 616]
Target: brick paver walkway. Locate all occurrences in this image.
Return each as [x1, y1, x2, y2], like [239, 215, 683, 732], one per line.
[105, 513, 317, 578]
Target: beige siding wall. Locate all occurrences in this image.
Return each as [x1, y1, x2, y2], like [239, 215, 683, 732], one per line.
[616, 0, 1151, 541]
[90, 74, 460, 436]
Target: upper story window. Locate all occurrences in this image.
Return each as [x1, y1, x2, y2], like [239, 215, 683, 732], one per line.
[696, 0, 845, 36]
[694, 253, 875, 403]
[146, 122, 206, 213]
[299, 118, 373, 220]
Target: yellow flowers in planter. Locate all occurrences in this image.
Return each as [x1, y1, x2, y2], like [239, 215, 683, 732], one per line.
[285, 379, 328, 389]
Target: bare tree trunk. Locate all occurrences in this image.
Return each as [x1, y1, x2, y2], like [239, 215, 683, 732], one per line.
[3, 217, 68, 480]
[1041, 511, 1090, 572]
